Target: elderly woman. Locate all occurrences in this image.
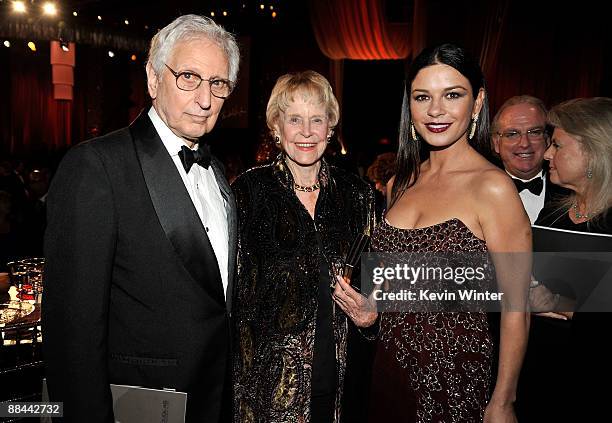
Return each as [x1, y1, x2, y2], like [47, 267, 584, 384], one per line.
[530, 97, 612, 421]
[535, 97, 612, 232]
[232, 71, 376, 423]
[531, 97, 612, 314]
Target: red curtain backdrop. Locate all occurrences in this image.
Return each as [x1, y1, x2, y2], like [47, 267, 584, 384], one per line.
[0, 42, 148, 156]
[2, 41, 73, 154]
[310, 0, 409, 60]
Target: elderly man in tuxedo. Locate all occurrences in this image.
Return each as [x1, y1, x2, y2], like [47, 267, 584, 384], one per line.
[492, 95, 567, 223]
[43, 15, 239, 423]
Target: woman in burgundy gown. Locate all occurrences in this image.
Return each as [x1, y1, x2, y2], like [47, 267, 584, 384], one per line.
[365, 44, 532, 422]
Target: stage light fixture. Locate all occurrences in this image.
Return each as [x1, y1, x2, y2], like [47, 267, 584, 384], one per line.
[12, 1, 27, 14]
[42, 2, 57, 16]
[60, 41, 70, 52]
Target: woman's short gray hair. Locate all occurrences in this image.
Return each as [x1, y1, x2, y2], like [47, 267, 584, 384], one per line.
[266, 70, 339, 134]
[147, 14, 240, 83]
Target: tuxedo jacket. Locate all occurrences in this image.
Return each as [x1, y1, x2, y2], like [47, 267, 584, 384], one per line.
[42, 112, 237, 423]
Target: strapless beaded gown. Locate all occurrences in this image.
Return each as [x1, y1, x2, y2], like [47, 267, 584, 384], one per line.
[368, 219, 494, 423]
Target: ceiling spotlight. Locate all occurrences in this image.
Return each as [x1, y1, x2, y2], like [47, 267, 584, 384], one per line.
[272, 11, 277, 18]
[27, 41, 37, 52]
[97, 15, 102, 21]
[222, 11, 228, 16]
[270, 5, 274, 10]
[210, 11, 215, 17]
[12, 1, 27, 14]
[108, 51, 115, 58]
[3, 41, 11, 48]
[42, 2, 57, 16]
[259, 4, 265, 10]
[60, 41, 70, 52]
[124, 19, 129, 25]
[73, 11, 78, 17]
[131, 54, 137, 61]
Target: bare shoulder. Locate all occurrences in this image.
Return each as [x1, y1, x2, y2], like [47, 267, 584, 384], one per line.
[471, 166, 516, 202]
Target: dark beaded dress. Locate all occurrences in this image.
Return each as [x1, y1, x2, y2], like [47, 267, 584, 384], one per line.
[232, 155, 375, 423]
[368, 218, 494, 423]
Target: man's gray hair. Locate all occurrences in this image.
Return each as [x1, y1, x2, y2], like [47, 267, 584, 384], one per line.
[147, 14, 240, 83]
[492, 95, 548, 133]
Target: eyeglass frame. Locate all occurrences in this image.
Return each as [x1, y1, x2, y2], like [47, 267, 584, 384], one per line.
[495, 127, 550, 144]
[164, 63, 234, 99]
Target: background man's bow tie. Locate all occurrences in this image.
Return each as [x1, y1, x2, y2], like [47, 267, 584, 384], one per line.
[178, 144, 212, 172]
[513, 177, 543, 195]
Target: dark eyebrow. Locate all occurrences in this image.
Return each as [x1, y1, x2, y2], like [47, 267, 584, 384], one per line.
[411, 85, 468, 94]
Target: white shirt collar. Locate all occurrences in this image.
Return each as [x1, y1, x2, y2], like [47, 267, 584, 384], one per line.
[148, 106, 196, 157]
[506, 169, 544, 183]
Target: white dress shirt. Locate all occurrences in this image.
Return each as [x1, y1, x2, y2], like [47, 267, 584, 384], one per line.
[148, 107, 229, 299]
[508, 170, 546, 224]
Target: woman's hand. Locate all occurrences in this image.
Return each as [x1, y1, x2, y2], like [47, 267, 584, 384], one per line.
[529, 284, 559, 312]
[332, 275, 377, 328]
[484, 400, 517, 423]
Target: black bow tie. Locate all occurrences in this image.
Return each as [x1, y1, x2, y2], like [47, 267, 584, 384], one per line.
[513, 177, 543, 196]
[178, 144, 212, 173]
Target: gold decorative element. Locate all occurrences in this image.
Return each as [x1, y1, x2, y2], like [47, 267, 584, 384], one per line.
[468, 115, 478, 140]
[293, 181, 320, 192]
[410, 121, 418, 140]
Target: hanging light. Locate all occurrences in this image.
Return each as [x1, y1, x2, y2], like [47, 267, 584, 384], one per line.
[42, 2, 57, 16]
[12, 1, 27, 14]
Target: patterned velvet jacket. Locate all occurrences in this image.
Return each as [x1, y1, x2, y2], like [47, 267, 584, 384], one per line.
[231, 155, 375, 423]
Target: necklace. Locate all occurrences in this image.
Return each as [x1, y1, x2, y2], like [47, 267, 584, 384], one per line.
[294, 181, 320, 192]
[572, 203, 595, 220]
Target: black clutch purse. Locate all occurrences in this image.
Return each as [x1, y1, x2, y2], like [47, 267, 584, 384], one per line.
[339, 233, 371, 293]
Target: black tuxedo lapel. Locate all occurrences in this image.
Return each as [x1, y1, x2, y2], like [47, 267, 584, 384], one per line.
[129, 112, 225, 304]
[211, 157, 237, 314]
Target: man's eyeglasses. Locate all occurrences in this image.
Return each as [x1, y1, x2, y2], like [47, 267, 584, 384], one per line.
[496, 128, 548, 143]
[164, 64, 233, 99]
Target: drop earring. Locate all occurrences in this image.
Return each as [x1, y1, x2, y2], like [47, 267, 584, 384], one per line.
[410, 121, 419, 141]
[468, 115, 478, 140]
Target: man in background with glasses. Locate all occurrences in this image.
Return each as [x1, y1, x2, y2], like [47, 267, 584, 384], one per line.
[492, 95, 567, 223]
[492, 95, 570, 423]
[43, 15, 239, 423]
